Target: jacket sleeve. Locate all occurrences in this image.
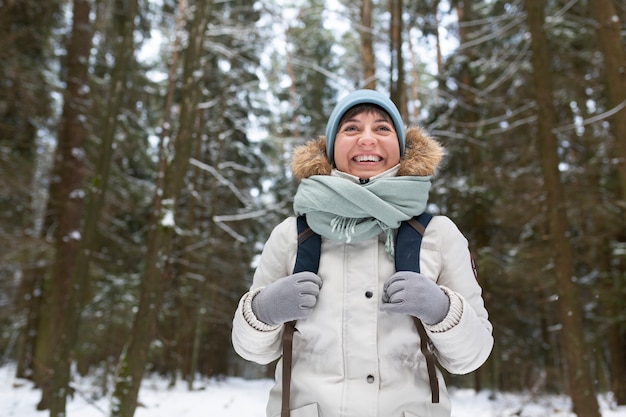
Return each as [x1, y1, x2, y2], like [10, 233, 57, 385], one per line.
[231, 217, 298, 364]
[425, 216, 494, 375]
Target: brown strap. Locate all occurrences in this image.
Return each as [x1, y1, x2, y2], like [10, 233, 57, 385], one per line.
[297, 227, 315, 245]
[281, 320, 296, 417]
[408, 217, 439, 402]
[413, 317, 440, 403]
[407, 217, 426, 236]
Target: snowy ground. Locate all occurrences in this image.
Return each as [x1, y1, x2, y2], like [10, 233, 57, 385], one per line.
[2, 365, 625, 417]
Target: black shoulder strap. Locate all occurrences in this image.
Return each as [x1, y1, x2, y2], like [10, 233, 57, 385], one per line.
[295, 213, 433, 275]
[293, 215, 321, 274]
[283, 214, 439, 417]
[395, 212, 433, 272]
[282, 215, 320, 417]
[395, 212, 439, 404]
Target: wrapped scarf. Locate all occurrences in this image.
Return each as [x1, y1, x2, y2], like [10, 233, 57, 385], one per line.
[293, 174, 432, 257]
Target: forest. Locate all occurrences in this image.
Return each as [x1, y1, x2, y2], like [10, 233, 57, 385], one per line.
[0, 0, 624, 416]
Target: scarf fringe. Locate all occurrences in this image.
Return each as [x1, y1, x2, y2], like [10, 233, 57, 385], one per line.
[331, 216, 358, 244]
[378, 220, 395, 259]
[331, 216, 396, 259]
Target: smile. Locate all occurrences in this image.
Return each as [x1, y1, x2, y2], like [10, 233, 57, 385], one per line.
[354, 155, 382, 162]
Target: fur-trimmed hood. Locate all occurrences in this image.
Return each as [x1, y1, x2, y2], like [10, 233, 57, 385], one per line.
[291, 126, 446, 180]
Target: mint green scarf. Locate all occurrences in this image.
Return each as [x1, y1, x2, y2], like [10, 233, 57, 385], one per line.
[293, 175, 432, 257]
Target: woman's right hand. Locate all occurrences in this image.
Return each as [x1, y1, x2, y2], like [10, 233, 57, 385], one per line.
[251, 272, 323, 326]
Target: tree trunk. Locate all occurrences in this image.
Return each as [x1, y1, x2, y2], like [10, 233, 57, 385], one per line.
[407, 35, 419, 123]
[360, 0, 375, 89]
[110, 0, 212, 415]
[599, 241, 626, 402]
[286, 30, 300, 139]
[524, 1, 600, 416]
[453, 0, 492, 392]
[3, 0, 62, 385]
[590, 0, 626, 202]
[48, 0, 138, 415]
[389, 0, 407, 119]
[184, 133, 203, 389]
[431, 0, 442, 76]
[589, 2, 626, 403]
[44, 0, 92, 414]
[110, 0, 186, 410]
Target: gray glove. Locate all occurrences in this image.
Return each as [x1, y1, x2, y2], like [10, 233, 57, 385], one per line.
[380, 271, 450, 325]
[251, 271, 323, 326]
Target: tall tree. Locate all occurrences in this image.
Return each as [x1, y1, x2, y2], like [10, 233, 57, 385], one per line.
[360, 0, 375, 89]
[389, 0, 407, 118]
[0, 0, 63, 383]
[110, 0, 213, 415]
[524, 1, 600, 416]
[191, 0, 267, 379]
[449, 0, 494, 392]
[590, 0, 626, 202]
[40, 0, 93, 413]
[589, 0, 626, 404]
[47, 0, 140, 414]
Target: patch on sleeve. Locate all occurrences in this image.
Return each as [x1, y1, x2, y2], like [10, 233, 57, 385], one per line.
[470, 250, 478, 281]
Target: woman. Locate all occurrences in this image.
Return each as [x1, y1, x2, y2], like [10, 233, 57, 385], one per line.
[232, 89, 493, 417]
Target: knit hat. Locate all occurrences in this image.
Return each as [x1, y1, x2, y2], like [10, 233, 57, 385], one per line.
[324, 89, 406, 164]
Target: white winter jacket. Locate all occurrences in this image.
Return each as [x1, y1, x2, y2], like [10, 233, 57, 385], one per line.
[232, 128, 493, 417]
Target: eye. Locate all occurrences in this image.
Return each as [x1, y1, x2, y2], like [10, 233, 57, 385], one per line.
[375, 123, 394, 133]
[341, 124, 359, 132]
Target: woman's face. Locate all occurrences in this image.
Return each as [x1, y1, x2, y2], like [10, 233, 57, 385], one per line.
[333, 110, 401, 179]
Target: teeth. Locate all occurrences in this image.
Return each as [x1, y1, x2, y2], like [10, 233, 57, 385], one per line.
[355, 155, 381, 162]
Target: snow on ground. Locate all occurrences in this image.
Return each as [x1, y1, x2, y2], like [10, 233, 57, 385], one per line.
[2, 364, 625, 417]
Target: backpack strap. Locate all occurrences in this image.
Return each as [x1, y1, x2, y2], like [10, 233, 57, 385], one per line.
[395, 212, 432, 272]
[282, 215, 320, 417]
[395, 212, 439, 403]
[293, 215, 321, 274]
[414, 317, 439, 403]
[282, 213, 439, 417]
[281, 320, 295, 417]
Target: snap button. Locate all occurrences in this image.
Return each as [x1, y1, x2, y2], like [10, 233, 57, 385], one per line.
[365, 291, 373, 298]
[367, 375, 375, 383]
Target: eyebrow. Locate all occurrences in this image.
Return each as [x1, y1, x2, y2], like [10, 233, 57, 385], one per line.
[341, 116, 392, 125]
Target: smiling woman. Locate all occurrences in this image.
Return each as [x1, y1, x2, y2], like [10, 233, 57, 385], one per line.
[333, 108, 401, 179]
[232, 89, 493, 417]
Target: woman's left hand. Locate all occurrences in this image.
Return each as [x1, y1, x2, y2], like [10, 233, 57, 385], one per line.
[380, 271, 450, 324]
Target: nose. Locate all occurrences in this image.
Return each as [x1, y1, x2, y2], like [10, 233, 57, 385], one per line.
[357, 128, 376, 146]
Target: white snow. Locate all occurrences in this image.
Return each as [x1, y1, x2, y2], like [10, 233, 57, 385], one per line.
[1, 365, 624, 417]
[160, 209, 175, 227]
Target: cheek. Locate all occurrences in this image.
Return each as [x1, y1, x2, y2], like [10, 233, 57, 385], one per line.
[333, 140, 350, 166]
[334, 155, 349, 172]
[387, 152, 401, 166]
[385, 142, 401, 164]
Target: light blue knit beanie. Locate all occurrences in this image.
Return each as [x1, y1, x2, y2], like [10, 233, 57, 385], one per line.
[324, 89, 406, 164]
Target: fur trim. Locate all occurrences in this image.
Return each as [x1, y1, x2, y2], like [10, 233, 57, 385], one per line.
[291, 136, 332, 179]
[397, 126, 446, 176]
[291, 127, 445, 180]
